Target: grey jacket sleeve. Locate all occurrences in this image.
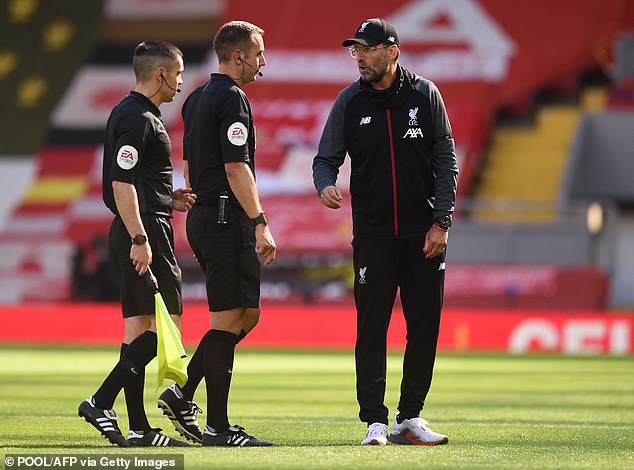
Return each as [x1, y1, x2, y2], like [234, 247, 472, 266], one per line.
[429, 82, 459, 219]
[312, 89, 350, 196]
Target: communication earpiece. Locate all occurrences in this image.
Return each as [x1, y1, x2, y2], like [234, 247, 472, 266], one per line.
[159, 72, 181, 93]
[238, 56, 263, 77]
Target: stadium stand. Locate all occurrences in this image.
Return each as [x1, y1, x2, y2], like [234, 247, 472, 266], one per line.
[474, 100, 590, 222]
[0, 0, 104, 154]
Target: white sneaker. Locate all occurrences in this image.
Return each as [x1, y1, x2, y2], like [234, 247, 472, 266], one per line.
[388, 415, 448, 446]
[361, 422, 388, 446]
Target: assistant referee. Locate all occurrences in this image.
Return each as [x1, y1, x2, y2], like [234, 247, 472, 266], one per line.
[78, 40, 195, 448]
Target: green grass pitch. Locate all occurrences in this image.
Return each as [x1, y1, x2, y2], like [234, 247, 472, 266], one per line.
[1, 345, 633, 469]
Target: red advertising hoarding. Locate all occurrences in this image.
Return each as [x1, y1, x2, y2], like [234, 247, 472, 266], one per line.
[1, 303, 631, 355]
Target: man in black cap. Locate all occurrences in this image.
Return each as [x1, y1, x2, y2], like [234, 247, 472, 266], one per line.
[313, 18, 457, 446]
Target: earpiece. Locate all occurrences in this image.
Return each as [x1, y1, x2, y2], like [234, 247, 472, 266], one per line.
[159, 72, 181, 93]
[238, 57, 263, 77]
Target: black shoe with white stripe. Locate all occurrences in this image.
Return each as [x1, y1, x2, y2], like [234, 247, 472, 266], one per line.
[202, 424, 273, 447]
[157, 384, 203, 443]
[127, 428, 190, 447]
[78, 396, 129, 447]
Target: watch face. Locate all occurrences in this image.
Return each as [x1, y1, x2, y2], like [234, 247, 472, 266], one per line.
[133, 234, 147, 245]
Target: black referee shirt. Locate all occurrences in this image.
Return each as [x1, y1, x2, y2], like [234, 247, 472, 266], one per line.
[102, 91, 174, 218]
[182, 74, 256, 207]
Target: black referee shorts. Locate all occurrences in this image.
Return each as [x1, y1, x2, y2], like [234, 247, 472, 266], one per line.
[108, 215, 182, 317]
[186, 204, 261, 312]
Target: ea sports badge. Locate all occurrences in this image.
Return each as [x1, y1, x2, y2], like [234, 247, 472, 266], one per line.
[227, 122, 248, 146]
[117, 145, 139, 170]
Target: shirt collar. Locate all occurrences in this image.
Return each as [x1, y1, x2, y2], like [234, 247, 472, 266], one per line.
[129, 90, 161, 117]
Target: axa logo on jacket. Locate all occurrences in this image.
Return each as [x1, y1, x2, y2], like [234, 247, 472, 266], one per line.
[403, 127, 424, 138]
[403, 106, 423, 138]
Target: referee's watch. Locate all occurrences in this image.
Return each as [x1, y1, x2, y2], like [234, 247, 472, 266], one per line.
[131, 233, 147, 245]
[251, 212, 269, 227]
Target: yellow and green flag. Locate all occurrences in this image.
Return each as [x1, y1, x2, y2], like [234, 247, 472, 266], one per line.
[146, 268, 187, 389]
[154, 292, 187, 389]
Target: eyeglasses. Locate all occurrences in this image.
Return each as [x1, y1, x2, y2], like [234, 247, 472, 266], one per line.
[349, 44, 392, 58]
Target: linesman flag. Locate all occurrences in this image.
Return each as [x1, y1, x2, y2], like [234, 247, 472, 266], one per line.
[145, 268, 188, 389]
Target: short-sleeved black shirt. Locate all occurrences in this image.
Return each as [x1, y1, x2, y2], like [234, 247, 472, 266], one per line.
[182, 74, 256, 208]
[102, 91, 174, 217]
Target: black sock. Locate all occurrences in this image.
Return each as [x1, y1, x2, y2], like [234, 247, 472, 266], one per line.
[204, 329, 237, 433]
[120, 343, 151, 432]
[236, 329, 247, 344]
[93, 331, 157, 414]
[180, 330, 213, 401]
[396, 413, 417, 424]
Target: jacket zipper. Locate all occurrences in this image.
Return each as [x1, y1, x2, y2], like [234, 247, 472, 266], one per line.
[386, 109, 398, 235]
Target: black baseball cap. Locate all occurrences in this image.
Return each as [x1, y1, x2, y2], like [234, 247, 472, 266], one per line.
[342, 18, 400, 47]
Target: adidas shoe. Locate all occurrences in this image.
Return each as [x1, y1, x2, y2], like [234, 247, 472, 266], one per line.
[388, 415, 448, 446]
[127, 428, 190, 447]
[78, 396, 129, 447]
[361, 422, 388, 446]
[202, 425, 273, 447]
[157, 384, 203, 443]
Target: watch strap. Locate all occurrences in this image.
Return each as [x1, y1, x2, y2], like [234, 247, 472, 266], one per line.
[251, 212, 269, 226]
[433, 215, 452, 230]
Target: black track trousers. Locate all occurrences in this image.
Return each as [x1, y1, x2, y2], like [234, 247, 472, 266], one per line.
[352, 236, 445, 425]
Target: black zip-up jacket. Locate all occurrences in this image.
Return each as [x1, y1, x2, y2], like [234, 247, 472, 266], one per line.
[313, 65, 458, 239]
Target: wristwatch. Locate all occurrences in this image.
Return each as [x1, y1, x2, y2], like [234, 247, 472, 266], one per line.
[433, 215, 452, 230]
[251, 212, 269, 226]
[131, 233, 147, 245]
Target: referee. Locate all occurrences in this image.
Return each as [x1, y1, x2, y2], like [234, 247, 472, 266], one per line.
[78, 40, 195, 447]
[157, 21, 275, 447]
